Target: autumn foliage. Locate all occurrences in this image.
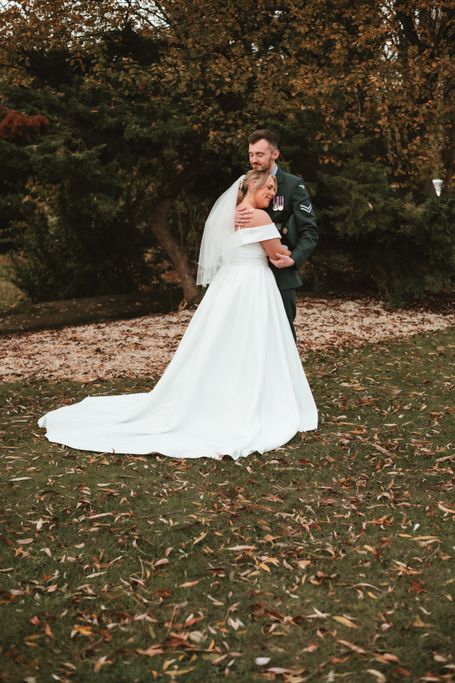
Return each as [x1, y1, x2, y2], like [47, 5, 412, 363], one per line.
[0, 0, 453, 304]
[0, 105, 48, 142]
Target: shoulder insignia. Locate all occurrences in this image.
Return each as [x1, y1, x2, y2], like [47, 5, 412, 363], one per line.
[300, 202, 313, 213]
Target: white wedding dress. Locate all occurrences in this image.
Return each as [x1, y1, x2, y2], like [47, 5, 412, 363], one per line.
[38, 224, 318, 459]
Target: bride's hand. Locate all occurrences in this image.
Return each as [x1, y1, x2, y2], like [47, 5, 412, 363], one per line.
[235, 206, 254, 228]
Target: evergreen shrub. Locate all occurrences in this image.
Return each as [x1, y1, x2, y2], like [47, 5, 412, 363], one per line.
[313, 139, 455, 305]
[12, 144, 148, 301]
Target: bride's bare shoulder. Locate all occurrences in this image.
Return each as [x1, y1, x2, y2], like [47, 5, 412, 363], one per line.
[246, 209, 272, 228]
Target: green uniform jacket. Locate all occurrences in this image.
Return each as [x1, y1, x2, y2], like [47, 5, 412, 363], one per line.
[266, 166, 318, 290]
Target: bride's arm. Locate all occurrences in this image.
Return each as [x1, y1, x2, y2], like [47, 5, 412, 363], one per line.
[242, 209, 291, 258]
[261, 238, 291, 259]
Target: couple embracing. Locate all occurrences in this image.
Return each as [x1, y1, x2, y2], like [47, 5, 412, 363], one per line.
[39, 129, 319, 459]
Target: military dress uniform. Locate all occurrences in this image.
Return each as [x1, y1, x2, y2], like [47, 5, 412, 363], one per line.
[267, 166, 318, 340]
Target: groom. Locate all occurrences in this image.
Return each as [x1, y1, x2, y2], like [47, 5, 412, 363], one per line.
[236, 129, 318, 340]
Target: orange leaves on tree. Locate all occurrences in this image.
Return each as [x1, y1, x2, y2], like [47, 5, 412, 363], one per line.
[0, 105, 48, 142]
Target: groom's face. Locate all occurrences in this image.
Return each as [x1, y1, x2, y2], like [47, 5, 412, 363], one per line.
[248, 139, 279, 172]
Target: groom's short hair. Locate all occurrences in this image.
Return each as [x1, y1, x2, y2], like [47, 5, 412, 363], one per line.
[248, 129, 280, 150]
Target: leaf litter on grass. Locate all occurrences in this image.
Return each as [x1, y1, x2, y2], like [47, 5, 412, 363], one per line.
[0, 327, 454, 682]
[1, 297, 454, 383]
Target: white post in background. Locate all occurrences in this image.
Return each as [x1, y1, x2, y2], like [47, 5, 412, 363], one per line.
[432, 178, 443, 197]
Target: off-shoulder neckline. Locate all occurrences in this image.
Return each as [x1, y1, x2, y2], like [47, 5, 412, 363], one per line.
[235, 223, 276, 232]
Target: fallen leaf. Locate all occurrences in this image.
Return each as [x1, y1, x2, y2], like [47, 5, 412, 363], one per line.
[333, 615, 358, 629]
[366, 670, 387, 682]
[192, 532, 208, 545]
[337, 639, 367, 654]
[136, 647, 165, 657]
[373, 652, 400, 664]
[179, 579, 200, 588]
[188, 631, 205, 643]
[438, 502, 455, 515]
[94, 656, 111, 672]
[71, 625, 93, 637]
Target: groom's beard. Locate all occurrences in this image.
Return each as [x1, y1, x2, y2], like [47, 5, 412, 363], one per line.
[251, 162, 274, 172]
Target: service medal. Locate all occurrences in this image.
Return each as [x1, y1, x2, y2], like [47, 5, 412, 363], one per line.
[273, 196, 284, 212]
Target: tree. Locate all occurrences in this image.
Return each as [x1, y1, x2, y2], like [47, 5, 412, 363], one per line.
[0, 0, 294, 303]
[1, 0, 453, 305]
[0, 104, 48, 251]
[288, 0, 454, 191]
[314, 136, 455, 303]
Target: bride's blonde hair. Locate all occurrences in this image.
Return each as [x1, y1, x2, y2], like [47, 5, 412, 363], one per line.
[236, 170, 276, 205]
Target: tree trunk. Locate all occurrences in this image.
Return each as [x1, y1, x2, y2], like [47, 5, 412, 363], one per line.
[148, 198, 201, 306]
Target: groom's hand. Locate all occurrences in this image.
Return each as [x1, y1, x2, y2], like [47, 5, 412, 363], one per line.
[269, 253, 295, 268]
[235, 206, 254, 228]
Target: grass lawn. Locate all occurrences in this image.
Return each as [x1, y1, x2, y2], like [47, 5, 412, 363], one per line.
[1, 328, 454, 683]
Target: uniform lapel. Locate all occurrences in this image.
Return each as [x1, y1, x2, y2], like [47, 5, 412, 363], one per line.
[275, 166, 285, 194]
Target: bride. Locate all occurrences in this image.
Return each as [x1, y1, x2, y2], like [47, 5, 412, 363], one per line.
[38, 170, 318, 459]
